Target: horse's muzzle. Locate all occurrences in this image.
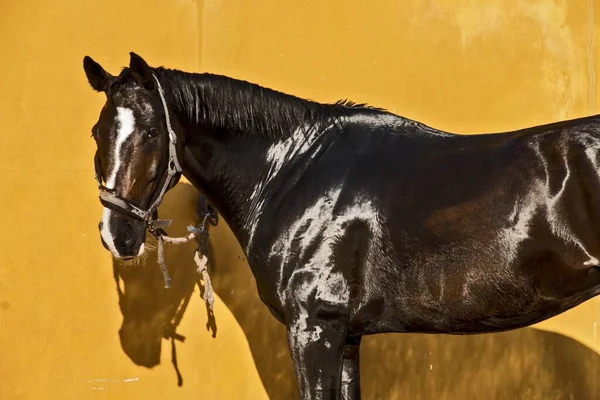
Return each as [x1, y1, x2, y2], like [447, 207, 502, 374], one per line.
[98, 218, 146, 259]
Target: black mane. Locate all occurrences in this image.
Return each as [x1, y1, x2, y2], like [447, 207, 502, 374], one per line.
[153, 67, 385, 140]
[334, 99, 383, 111]
[109, 66, 600, 143]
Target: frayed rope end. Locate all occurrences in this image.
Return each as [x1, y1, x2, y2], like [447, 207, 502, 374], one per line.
[194, 251, 215, 311]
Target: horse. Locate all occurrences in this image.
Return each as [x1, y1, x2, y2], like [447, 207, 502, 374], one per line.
[83, 52, 600, 399]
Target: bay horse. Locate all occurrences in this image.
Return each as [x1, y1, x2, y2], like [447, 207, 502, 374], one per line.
[84, 52, 600, 399]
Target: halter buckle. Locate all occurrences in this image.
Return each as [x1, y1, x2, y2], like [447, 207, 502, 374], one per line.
[149, 219, 172, 229]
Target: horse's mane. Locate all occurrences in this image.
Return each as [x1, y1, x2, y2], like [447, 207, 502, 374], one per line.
[150, 67, 386, 140]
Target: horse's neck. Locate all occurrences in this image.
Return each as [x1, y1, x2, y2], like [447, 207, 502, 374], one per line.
[177, 127, 274, 247]
[160, 70, 317, 250]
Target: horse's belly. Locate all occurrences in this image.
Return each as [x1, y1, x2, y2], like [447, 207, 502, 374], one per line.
[370, 267, 600, 335]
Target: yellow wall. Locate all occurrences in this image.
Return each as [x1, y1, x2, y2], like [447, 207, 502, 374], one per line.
[0, 1, 267, 398]
[2, 0, 600, 399]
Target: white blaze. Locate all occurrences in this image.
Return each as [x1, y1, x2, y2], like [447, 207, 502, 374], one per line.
[100, 107, 136, 257]
[106, 107, 136, 188]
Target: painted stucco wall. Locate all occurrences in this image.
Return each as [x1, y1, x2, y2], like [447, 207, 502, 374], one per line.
[2, 0, 600, 399]
[0, 1, 267, 398]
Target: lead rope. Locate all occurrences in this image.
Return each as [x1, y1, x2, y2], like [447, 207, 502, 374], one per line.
[155, 211, 215, 311]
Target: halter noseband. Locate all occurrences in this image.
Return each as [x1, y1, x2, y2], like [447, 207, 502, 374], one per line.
[94, 74, 183, 235]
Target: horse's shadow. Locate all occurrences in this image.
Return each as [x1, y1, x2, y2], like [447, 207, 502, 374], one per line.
[113, 182, 600, 399]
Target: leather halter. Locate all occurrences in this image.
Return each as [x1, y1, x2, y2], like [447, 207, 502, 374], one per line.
[94, 74, 183, 235]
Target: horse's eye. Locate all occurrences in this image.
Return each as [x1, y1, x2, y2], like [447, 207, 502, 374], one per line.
[146, 127, 159, 139]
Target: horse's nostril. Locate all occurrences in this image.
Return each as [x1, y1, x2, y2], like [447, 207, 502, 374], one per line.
[124, 222, 136, 247]
[98, 221, 103, 231]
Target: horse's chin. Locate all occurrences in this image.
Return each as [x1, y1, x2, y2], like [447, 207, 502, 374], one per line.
[116, 255, 137, 261]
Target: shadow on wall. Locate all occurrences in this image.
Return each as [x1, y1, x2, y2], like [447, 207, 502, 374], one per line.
[111, 183, 213, 386]
[112, 182, 600, 400]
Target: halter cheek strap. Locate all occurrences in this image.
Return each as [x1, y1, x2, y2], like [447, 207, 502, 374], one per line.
[95, 74, 183, 234]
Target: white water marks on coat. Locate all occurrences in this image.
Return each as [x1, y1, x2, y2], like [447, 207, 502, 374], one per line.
[245, 123, 330, 251]
[498, 138, 600, 267]
[275, 186, 381, 337]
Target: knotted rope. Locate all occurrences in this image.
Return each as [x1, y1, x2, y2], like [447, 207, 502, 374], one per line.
[155, 211, 215, 311]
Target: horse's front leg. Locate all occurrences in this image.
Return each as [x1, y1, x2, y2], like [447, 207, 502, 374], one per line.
[285, 270, 351, 399]
[341, 336, 361, 400]
[287, 314, 347, 399]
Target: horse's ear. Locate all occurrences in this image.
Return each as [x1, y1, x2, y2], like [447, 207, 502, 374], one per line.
[129, 52, 155, 91]
[83, 56, 114, 92]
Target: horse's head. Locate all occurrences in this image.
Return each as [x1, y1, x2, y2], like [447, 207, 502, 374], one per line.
[83, 53, 181, 259]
